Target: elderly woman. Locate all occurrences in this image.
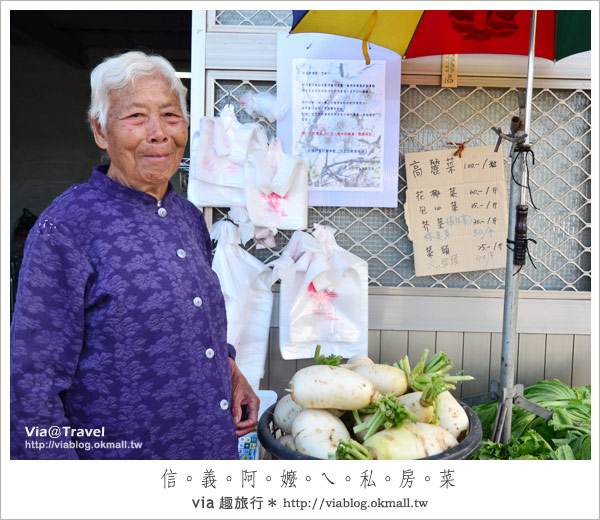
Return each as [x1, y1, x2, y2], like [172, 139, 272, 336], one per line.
[10, 51, 259, 459]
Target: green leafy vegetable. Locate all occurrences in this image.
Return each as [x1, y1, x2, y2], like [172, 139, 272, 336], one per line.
[470, 379, 591, 460]
[313, 344, 342, 366]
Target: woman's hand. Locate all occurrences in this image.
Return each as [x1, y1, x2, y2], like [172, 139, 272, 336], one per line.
[229, 358, 260, 437]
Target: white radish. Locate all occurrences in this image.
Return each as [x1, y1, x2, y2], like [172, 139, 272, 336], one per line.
[437, 391, 470, 440]
[351, 364, 408, 397]
[346, 354, 374, 366]
[273, 393, 304, 433]
[396, 391, 435, 424]
[362, 422, 457, 460]
[289, 365, 378, 410]
[292, 409, 351, 459]
[278, 434, 295, 450]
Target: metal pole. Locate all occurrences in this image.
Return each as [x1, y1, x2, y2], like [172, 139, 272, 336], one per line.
[497, 10, 537, 444]
[521, 11, 537, 195]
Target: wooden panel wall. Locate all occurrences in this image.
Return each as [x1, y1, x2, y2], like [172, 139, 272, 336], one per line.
[260, 330, 592, 399]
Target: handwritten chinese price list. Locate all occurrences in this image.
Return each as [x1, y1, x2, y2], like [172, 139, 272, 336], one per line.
[404, 145, 508, 277]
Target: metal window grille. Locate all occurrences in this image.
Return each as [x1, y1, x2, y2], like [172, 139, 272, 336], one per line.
[201, 11, 591, 292]
[214, 10, 293, 27]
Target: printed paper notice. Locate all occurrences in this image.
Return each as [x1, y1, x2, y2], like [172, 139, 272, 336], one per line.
[405, 145, 508, 277]
[292, 59, 385, 190]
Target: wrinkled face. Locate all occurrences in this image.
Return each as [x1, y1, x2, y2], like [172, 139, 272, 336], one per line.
[91, 74, 188, 199]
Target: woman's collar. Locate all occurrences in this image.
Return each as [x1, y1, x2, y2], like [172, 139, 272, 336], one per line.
[89, 164, 176, 207]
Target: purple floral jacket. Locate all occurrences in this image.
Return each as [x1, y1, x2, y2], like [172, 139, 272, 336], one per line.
[10, 165, 239, 459]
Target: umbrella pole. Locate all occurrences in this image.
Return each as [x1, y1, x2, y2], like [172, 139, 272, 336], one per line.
[495, 10, 538, 444]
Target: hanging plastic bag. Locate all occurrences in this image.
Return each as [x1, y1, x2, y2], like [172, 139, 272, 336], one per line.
[244, 138, 308, 231]
[238, 91, 289, 122]
[228, 207, 278, 250]
[188, 104, 268, 207]
[270, 225, 369, 360]
[211, 219, 274, 389]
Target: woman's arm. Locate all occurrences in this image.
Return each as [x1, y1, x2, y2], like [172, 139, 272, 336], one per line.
[10, 217, 91, 459]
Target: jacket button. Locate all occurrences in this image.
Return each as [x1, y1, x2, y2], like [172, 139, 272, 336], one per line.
[177, 249, 186, 258]
[205, 348, 215, 359]
[193, 297, 203, 307]
[158, 207, 167, 217]
[220, 399, 229, 410]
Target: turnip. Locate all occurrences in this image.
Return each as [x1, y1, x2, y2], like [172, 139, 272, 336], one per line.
[351, 364, 408, 396]
[292, 409, 350, 459]
[273, 393, 304, 434]
[289, 364, 379, 410]
[336, 422, 458, 460]
[436, 390, 470, 440]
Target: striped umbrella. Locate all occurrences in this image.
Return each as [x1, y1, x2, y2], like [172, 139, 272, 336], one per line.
[290, 10, 591, 64]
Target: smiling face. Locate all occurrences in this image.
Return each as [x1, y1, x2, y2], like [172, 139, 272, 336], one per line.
[90, 74, 188, 200]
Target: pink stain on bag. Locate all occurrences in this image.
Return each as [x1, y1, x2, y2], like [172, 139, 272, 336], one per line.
[307, 282, 339, 320]
[260, 192, 288, 216]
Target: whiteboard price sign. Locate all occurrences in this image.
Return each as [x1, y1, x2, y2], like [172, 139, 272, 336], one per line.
[404, 145, 508, 277]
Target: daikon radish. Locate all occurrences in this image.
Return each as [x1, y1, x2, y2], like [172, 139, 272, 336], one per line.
[351, 363, 408, 396]
[437, 391, 470, 440]
[336, 422, 458, 460]
[395, 377, 447, 424]
[395, 391, 435, 424]
[346, 354, 374, 366]
[278, 434, 295, 450]
[273, 393, 304, 433]
[292, 409, 350, 459]
[289, 365, 379, 410]
[352, 394, 417, 441]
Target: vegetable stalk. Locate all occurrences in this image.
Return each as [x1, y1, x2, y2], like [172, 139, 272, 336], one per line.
[334, 439, 373, 460]
[353, 395, 417, 441]
[314, 344, 343, 366]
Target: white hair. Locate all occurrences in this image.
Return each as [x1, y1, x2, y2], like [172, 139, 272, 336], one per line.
[88, 51, 189, 132]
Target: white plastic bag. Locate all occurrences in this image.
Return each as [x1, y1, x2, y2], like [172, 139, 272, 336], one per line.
[211, 219, 274, 389]
[228, 207, 278, 250]
[244, 138, 308, 231]
[238, 92, 289, 122]
[188, 104, 268, 207]
[270, 225, 369, 360]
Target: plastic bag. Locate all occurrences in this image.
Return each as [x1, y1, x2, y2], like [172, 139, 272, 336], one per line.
[270, 225, 369, 360]
[238, 92, 288, 122]
[211, 219, 274, 389]
[188, 104, 268, 207]
[228, 207, 277, 250]
[244, 138, 308, 231]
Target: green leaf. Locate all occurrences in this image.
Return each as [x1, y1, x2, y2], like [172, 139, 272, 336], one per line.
[470, 379, 593, 460]
[576, 436, 592, 460]
[550, 444, 575, 460]
[313, 344, 342, 366]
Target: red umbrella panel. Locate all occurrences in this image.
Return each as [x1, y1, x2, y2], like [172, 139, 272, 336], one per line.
[291, 10, 591, 62]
